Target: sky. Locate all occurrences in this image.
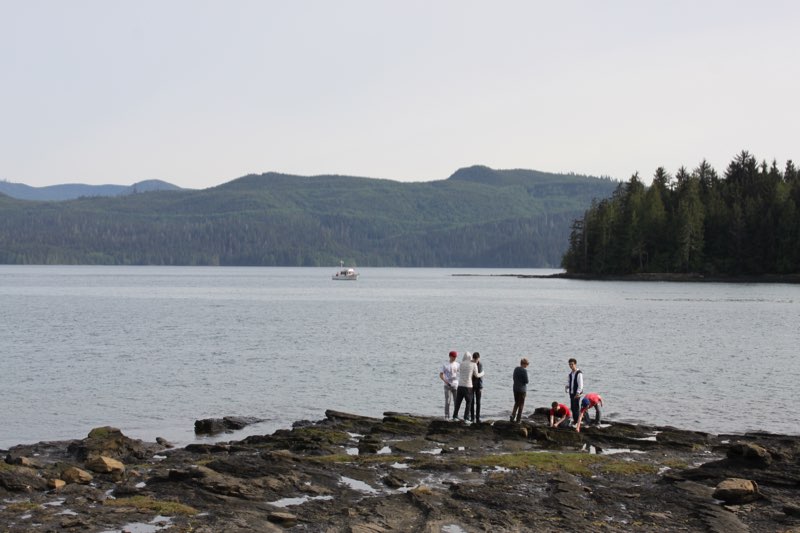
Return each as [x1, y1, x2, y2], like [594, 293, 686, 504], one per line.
[2, 1, 799, 190]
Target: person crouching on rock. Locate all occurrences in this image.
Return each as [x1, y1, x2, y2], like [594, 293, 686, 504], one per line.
[575, 392, 604, 432]
[453, 351, 477, 422]
[510, 358, 529, 423]
[549, 401, 571, 428]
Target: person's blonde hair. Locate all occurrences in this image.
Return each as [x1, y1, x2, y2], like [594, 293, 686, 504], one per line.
[521, 358, 529, 366]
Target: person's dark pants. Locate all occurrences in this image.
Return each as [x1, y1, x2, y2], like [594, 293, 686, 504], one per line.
[570, 394, 581, 424]
[554, 417, 571, 428]
[469, 387, 482, 421]
[589, 405, 602, 425]
[511, 391, 526, 422]
[453, 386, 473, 419]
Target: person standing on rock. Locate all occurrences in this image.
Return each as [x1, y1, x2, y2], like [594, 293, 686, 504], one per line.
[575, 392, 604, 432]
[439, 351, 460, 420]
[453, 351, 477, 422]
[510, 358, 529, 423]
[549, 401, 571, 428]
[469, 352, 485, 423]
[565, 358, 583, 425]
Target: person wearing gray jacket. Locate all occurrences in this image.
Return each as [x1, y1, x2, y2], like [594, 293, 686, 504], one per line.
[453, 352, 477, 422]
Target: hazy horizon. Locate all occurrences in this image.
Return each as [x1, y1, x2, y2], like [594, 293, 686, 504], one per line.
[2, 1, 798, 189]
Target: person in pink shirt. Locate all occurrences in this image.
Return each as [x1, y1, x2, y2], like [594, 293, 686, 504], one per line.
[575, 392, 604, 433]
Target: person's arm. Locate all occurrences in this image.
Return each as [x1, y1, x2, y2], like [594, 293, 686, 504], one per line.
[575, 409, 586, 432]
[439, 371, 447, 385]
[556, 414, 567, 427]
[475, 366, 484, 378]
[576, 373, 583, 395]
[599, 396, 604, 407]
[523, 369, 529, 385]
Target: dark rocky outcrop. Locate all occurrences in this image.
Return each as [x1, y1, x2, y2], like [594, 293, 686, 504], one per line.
[194, 415, 264, 435]
[1, 413, 799, 532]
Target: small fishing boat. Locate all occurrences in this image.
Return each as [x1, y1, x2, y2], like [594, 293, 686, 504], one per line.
[332, 261, 359, 281]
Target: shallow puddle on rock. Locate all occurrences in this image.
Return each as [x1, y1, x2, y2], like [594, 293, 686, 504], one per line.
[442, 524, 468, 533]
[339, 476, 379, 494]
[268, 495, 333, 507]
[98, 515, 173, 533]
[420, 448, 443, 455]
[377, 446, 392, 454]
[390, 462, 409, 469]
[346, 447, 359, 456]
[602, 448, 646, 455]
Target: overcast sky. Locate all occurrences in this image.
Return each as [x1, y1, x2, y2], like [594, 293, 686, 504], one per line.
[2, 1, 798, 189]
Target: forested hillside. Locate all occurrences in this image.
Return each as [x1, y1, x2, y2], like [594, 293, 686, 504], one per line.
[562, 152, 800, 275]
[0, 179, 182, 201]
[0, 166, 616, 267]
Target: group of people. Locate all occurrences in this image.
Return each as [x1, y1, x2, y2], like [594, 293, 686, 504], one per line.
[439, 351, 485, 423]
[440, 352, 604, 432]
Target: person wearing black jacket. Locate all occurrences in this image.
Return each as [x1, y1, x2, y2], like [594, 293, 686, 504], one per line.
[469, 352, 485, 423]
[510, 358, 529, 423]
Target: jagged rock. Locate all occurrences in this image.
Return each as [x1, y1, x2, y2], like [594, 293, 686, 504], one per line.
[713, 478, 762, 504]
[267, 511, 297, 525]
[47, 478, 66, 490]
[194, 416, 263, 435]
[86, 455, 125, 475]
[726, 442, 772, 467]
[783, 504, 800, 517]
[357, 435, 383, 454]
[67, 426, 155, 462]
[156, 437, 174, 448]
[61, 466, 93, 484]
[5, 455, 40, 468]
[0, 465, 49, 492]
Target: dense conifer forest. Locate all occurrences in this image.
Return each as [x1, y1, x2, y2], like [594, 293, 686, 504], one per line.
[561, 152, 800, 276]
[0, 166, 616, 267]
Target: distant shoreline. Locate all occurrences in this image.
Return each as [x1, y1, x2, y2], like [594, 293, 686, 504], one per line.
[454, 272, 800, 283]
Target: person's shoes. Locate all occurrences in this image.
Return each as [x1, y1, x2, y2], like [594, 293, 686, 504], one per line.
[452, 417, 460, 422]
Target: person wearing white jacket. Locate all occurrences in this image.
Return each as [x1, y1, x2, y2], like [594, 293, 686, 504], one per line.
[452, 352, 477, 422]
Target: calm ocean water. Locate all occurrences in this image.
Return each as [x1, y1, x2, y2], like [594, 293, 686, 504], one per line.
[1, 265, 798, 449]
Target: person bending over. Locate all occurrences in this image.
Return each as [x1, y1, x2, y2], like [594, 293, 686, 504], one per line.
[575, 392, 604, 433]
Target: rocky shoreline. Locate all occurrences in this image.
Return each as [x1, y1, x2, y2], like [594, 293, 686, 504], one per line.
[2, 410, 799, 532]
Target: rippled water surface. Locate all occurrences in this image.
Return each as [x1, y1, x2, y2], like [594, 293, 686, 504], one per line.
[1, 265, 797, 449]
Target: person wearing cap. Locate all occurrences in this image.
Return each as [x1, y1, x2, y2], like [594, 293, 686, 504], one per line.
[468, 352, 485, 423]
[549, 401, 571, 428]
[453, 351, 477, 422]
[439, 351, 460, 420]
[575, 392, 604, 433]
[510, 358, 529, 423]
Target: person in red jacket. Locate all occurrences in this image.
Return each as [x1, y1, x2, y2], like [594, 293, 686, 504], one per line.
[575, 392, 604, 433]
[548, 402, 571, 428]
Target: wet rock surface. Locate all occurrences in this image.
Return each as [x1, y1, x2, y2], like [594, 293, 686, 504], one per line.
[1, 412, 799, 532]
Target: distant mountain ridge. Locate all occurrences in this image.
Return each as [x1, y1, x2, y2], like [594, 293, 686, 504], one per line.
[0, 166, 618, 267]
[0, 179, 183, 201]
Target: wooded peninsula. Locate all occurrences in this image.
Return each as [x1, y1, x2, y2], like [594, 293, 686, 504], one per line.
[562, 151, 800, 276]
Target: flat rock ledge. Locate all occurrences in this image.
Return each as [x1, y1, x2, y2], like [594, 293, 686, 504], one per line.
[2, 411, 799, 532]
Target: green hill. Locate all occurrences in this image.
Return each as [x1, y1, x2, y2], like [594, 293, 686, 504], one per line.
[0, 166, 617, 267]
